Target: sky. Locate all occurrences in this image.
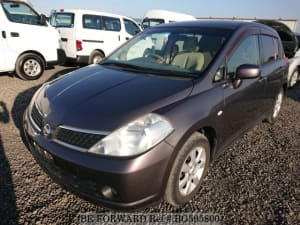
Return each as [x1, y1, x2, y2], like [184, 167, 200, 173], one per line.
[29, 0, 300, 31]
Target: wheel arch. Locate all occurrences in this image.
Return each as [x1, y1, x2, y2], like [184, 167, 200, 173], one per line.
[163, 125, 216, 205]
[93, 49, 105, 56]
[16, 50, 46, 69]
[198, 126, 218, 161]
[287, 57, 300, 86]
[89, 49, 106, 64]
[90, 49, 105, 58]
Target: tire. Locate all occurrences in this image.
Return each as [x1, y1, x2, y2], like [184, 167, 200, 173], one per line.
[164, 132, 210, 206]
[89, 51, 104, 64]
[289, 69, 299, 88]
[266, 88, 284, 124]
[16, 53, 44, 80]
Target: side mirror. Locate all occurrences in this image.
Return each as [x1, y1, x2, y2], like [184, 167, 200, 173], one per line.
[39, 14, 47, 26]
[236, 64, 261, 79]
[233, 64, 261, 89]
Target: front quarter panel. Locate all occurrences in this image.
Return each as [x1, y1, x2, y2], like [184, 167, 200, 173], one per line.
[162, 84, 224, 158]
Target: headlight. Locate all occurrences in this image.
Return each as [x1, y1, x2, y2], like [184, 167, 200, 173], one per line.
[88, 113, 174, 157]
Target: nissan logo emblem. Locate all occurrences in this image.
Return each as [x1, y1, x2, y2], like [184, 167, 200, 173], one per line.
[43, 123, 51, 137]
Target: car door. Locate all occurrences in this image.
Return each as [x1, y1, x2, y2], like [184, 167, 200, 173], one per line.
[101, 16, 123, 54]
[259, 35, 286, 109]
[221, 34, 267, 142]
[50, 12, 76, 58]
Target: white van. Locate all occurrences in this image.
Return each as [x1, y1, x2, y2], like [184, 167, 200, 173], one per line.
[0, 0, 64, 80]
[50, 9, 142, 64]
[142, 9, 196, 29]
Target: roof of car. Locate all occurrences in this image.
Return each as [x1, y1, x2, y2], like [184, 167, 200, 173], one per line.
[53, 9, 135, 21]
[156, 20, 273, 31]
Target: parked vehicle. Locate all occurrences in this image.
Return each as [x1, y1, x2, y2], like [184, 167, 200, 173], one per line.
[256, 20, 300, 88]
[141, 9, 196, 29]
[0, 0, 64, 80]
[287, 46, 300, 87]
[287, 33, 300, 87]
[23, 21, 288, 209]
[49, 9, 142, 65]
[199, 18, 300, 87]
[198, 17, 298, 34]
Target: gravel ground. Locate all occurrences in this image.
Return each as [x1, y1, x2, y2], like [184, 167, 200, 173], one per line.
[0, 66, 299, 225]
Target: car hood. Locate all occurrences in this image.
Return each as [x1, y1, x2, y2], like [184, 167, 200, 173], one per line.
[38, 65, 193, 131]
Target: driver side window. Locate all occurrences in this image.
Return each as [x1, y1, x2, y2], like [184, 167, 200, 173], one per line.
[2, 2, 40, 25]
[227, 35, 260, 80]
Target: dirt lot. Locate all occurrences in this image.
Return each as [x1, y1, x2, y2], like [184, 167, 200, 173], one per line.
[0, 66, 299, 225]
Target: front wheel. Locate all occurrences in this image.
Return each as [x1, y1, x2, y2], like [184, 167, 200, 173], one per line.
[164, 132, 210, 206]
[266, 88, 284, 124]
[16, 53, 44, 80]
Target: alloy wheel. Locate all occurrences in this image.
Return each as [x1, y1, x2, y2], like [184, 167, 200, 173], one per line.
[178, 146, 206, 196]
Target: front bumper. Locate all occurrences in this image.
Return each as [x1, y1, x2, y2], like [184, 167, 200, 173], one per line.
[76, 55, 89, 65]
[63, 55, 89, 65]
[23, 108, 174, 209]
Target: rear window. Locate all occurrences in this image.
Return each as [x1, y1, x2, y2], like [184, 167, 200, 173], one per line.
[50, 13, 74, 28]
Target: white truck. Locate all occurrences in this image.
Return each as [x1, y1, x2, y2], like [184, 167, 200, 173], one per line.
[0, 0, 65, 80]
[141, 9, 196, 29]
[49, 9, 142, 65]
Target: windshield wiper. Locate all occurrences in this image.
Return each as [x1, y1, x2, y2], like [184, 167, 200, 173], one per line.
[149, 69, 199, 78]
[101, 61, 199, 78]
[101, 61, 144, 71]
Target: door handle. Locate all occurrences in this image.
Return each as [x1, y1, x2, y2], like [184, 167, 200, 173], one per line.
[125, 37, 130, 41]
[10, 32, 19, 37]
[1, 31, 6, 39]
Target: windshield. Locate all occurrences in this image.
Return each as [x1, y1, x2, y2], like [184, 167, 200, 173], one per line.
[104, 27, 231, 77]
[50, 12, 74, 28]
[142, 18, 165, 29]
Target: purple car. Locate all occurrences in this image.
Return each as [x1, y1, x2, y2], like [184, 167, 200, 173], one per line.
[23, 21, 288, 209]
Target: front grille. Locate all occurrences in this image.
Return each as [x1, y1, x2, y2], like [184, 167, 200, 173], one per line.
[31, 104, 43, 130]
[56, 127, 105, 149]
[29, 103, 107, 151]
